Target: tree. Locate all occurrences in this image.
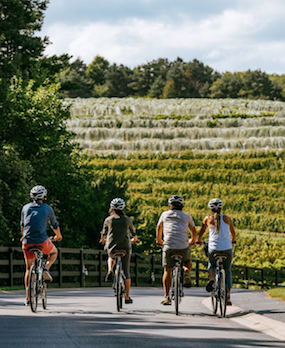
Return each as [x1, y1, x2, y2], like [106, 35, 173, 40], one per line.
[149, 76, 166, 98]
[210, 72, 244, 98]
[86, 55, 110, 85]
[105, 64, 133, 97]
[59, 58, 92, 98]
[0, 0, 49, 82]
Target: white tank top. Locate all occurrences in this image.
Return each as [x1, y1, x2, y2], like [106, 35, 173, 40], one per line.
[208, 214, 232, 252]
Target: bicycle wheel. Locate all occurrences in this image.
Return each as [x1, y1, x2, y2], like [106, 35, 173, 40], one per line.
[42, 281, 47, 309]
[29, 265, 38, 313]
[219, 269, 227, 317]
[119, 283, 124, 308]
[115, 263, 121, 312]
[211, 288, 218, 314]
[174, 267, 180, 315]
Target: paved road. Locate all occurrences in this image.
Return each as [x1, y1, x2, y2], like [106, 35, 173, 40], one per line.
[0, 287, 284, 348]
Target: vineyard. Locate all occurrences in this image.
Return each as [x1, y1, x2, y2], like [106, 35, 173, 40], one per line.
[66, 98, 285, 270]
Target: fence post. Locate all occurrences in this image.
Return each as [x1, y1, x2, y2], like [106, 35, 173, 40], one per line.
[261, 269, 264, 289]
[99, 250, 102, 287]
[245, 267, 249, 289]
[275, 270, 278, 287]
[135, 254, 139, 286]
[9, 248, 14, 287]
[58, 247, 62, 287]
[80, 249, 84, 287]
[151, 254, 155, 285]
[195, 260, 199, 287]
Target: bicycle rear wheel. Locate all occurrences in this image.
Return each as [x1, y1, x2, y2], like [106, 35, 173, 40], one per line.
[29, 265, 38, 313]
[219, 269, 227, 317]
[42, 282, 47, 309]
[115, 263, 121, 312]
[211, 288, 218, 314]
[174, 267, 180, 315]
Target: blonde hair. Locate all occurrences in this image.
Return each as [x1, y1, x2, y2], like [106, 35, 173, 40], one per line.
[213, 209, 221, 233]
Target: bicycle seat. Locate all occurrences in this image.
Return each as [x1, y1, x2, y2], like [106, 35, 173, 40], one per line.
[170, 252, 184, 260]
[27, 246, 43, 253]
[213, 253, 228, 260]
[111, 250, 127, 258]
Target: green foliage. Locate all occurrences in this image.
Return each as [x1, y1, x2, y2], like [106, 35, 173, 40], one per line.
[86, 55, 110, 86]
[88, 150, 285, 254]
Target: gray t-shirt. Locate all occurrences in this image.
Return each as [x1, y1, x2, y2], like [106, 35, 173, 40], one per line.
[157, 209, 195, 250]
[101, 213, 136, 253]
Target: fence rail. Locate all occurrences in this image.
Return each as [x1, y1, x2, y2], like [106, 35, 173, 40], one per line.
[0, 246, 284, 289]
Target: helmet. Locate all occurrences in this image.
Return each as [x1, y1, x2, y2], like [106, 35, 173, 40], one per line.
[168, 195, 184, 206]
[110, 197, 125, 210]
[208, 198, 223, 210]
[30, 185, 47, 201]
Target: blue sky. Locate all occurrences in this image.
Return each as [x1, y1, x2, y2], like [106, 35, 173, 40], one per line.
[41, 0, 285, 73]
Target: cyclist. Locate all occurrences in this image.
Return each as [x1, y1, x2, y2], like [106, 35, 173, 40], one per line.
[20, 185, 62, 305]
[156, 195, 197, 305]
[197, 198, 236, 305]
[100, 198, 138, 304]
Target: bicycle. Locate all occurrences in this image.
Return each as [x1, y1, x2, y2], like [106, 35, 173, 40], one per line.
[111, 250, 126, 312]
[170, 252, 185, 316]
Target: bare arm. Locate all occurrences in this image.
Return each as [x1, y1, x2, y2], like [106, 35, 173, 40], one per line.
[53, 227, 62, 241]
[156, 222, 163, 245]
[189, 225, 197, 245]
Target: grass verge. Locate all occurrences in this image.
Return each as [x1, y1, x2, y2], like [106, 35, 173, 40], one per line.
[267, 287, 285, 301]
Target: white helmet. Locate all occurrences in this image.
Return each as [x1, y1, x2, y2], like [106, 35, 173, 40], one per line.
[208, 198, 223, 210]
[30, 185, 47, 201]
[168, 195, 184, 206]
[110, 197, 125, 210]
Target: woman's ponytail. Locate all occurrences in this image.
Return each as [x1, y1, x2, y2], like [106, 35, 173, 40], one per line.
[213, 209, 221, 233]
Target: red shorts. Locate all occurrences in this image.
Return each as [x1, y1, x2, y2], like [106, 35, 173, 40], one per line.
[22, 239, 55, 260]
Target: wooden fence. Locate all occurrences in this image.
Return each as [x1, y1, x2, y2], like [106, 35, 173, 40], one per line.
[1, 246, 285, 289]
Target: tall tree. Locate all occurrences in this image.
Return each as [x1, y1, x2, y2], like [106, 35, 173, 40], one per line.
[0, 0, 49, 82]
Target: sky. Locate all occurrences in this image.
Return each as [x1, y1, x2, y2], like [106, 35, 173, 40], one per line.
[41, 0, 285, 74]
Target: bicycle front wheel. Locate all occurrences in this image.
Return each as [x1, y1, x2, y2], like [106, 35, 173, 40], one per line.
[29, 265, 38, 313]
[174, 267, 180, 315]
[219, 269, 227, 317]
[116, 264, 121, 312]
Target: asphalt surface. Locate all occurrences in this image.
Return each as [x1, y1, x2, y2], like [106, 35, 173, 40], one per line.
[0, 287, 285, 348]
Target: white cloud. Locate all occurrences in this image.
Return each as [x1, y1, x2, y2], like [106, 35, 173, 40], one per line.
[42, 1, 285, 73]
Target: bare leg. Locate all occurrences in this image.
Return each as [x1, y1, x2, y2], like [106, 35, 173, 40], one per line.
[24, 257, 34, 301]
[183, 259, 192, 274]
[107, 257, 115, 273]
[163, 267, 172, 297]
[45, 246, 58, 270]
[124, 279, 131, 299]
[209, 269, 215, 281]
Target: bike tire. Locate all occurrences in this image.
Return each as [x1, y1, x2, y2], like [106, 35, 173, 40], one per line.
[174, 267, 179, 315]
[29, 265, 38, 313]
[42, 282, 47, 309]
[211, 288, 218, 314]
[120, 284, 123, 308]
[116, 263, 121, 312]
[219, 269, 227, 317]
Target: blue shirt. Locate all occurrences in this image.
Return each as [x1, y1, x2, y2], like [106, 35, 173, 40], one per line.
[20, 202, 59, 244]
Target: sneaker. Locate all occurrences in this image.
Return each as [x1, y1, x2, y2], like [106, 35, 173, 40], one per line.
[160, 296, 171, 305]
[43, 269, 53, 282]
[24, 299, 30, 306]
[206, 280, 215, 292]
[125, 298, 133, 304]
[105, 271, 114, 282]
[183, 274, 192, 288]
[227, 297, 232, 306]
